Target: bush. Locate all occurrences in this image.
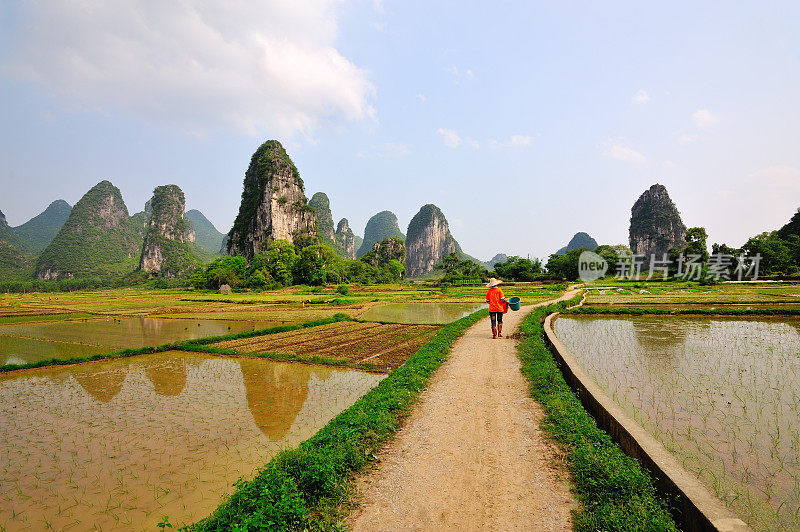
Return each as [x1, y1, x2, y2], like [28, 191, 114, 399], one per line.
[336, 284, 349, 295]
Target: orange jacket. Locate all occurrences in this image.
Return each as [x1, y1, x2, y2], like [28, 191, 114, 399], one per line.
[485, 287, 505, 312]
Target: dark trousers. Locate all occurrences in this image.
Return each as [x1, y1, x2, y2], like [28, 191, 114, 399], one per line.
[490, 312, 503, 328]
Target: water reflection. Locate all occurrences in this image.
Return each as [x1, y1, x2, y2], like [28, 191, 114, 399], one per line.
[240, 359, 332, 439]
[0, 351, 384, 531]
[360, 302, 485, 324]
[0, 317, 283, 365]
[72, 362, 130, 403]
[145, 356, 188, 397]
[0, 335, 106, 365]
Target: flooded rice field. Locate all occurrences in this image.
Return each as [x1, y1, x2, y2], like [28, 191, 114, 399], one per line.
[0, 316, 283, 365]
[359, 302, 484, 324]
[554, 315, 800, 531]
[0, 351, 384, 530]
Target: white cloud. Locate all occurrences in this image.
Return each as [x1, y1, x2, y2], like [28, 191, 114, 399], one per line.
[602, 139, 646, 163]
[3, 1, 375, 137]
[677, 133, 698, 144]
[437, 128, 461, 148]
[437, 128, 479, 149]
[746, 165, 800, 190]
[632, 90, 650, 104]
[693, 109, 718, 128]
[491, 135, 534, 149]
[447, 66, 474, 80]
[416, 93, 428, 102]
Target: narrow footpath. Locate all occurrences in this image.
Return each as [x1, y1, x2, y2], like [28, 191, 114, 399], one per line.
[348, 291, 580, 531]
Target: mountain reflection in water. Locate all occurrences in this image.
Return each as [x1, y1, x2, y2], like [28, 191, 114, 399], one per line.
[0, 351, 383, 531]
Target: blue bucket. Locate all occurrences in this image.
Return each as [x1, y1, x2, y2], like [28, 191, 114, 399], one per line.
[508, 296, 521, 311]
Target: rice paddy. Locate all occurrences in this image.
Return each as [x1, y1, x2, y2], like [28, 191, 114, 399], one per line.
[554, 314, 800, 531]
[212, 321, 441, 372]
[582, 281, 800, 309]
[0, 351, 384, 531]
[0, 317, 283, 365]
[0, 283, 559, 529]
[358, 302, 486, 324]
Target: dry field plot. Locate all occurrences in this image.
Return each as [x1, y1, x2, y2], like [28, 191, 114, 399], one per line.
[214, 321, 440, 372]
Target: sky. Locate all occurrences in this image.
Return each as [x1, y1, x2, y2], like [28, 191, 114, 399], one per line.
[1, 1, 799, 261]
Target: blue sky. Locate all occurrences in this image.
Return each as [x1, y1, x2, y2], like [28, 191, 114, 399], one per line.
[1, 1, 799, 260]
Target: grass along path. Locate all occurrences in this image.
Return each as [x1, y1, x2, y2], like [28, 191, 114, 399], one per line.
[348, 290, 581, 531]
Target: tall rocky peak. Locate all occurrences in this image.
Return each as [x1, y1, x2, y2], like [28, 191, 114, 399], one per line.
[36, 180, 141, 280]
[405, 204, 459, 277]
[556, 232, 598, 255]
[308, 192, 335, 245]
[335, 218, 357, 259]
[362, 237, 406, 267]
[227, 140, 317, 260]
[629, 184, 686, 268]
[13, 199, 72, 253]
[139, 185, 197, 276]
[357, 210, 405, 257]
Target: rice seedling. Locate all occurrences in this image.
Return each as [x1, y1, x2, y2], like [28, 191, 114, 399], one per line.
[0, 351, 382, 530]
[555, 314, 800, 531]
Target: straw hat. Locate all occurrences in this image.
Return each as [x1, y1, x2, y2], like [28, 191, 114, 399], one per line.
[485, 277, 502, 288]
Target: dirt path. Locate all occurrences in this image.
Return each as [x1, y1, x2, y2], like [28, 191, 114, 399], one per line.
[347, 290, 580, 531]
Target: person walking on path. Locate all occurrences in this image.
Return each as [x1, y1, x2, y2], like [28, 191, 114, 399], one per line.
[485, 277, 507, 339]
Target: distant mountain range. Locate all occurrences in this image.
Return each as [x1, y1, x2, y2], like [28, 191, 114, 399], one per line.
[9, 146, 791, 284]
[186, 210, 225, 255]
[12, 199, 72, 254]
[0, 186, 226, 280]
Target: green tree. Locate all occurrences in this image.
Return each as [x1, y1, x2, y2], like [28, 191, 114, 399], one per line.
[545, 249, 583, 281]
[684, 227, 709, 262]
[265, 239, 297, 286]
[385, 259, 406, 281]
[296, 244, 339, 285]
[493, 256, 542, 281]
[204, 256, 247, 288]
[742, 232, 796, 275]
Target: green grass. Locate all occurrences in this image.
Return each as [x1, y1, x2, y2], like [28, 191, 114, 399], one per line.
[187, 308, 488, 531]
[0, 312, 96, 325]
[0, 315, 352, 373]
[517, 296, 679, 531]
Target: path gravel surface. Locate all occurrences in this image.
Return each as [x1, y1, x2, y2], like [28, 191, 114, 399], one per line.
[348, 291, 579, 531]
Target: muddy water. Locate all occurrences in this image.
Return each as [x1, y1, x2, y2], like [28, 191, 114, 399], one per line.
[0, 351, 384, 531]
[359, 302, 485, 324]
[0, 317, 284, 365]
[555, 315, 800, 531]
